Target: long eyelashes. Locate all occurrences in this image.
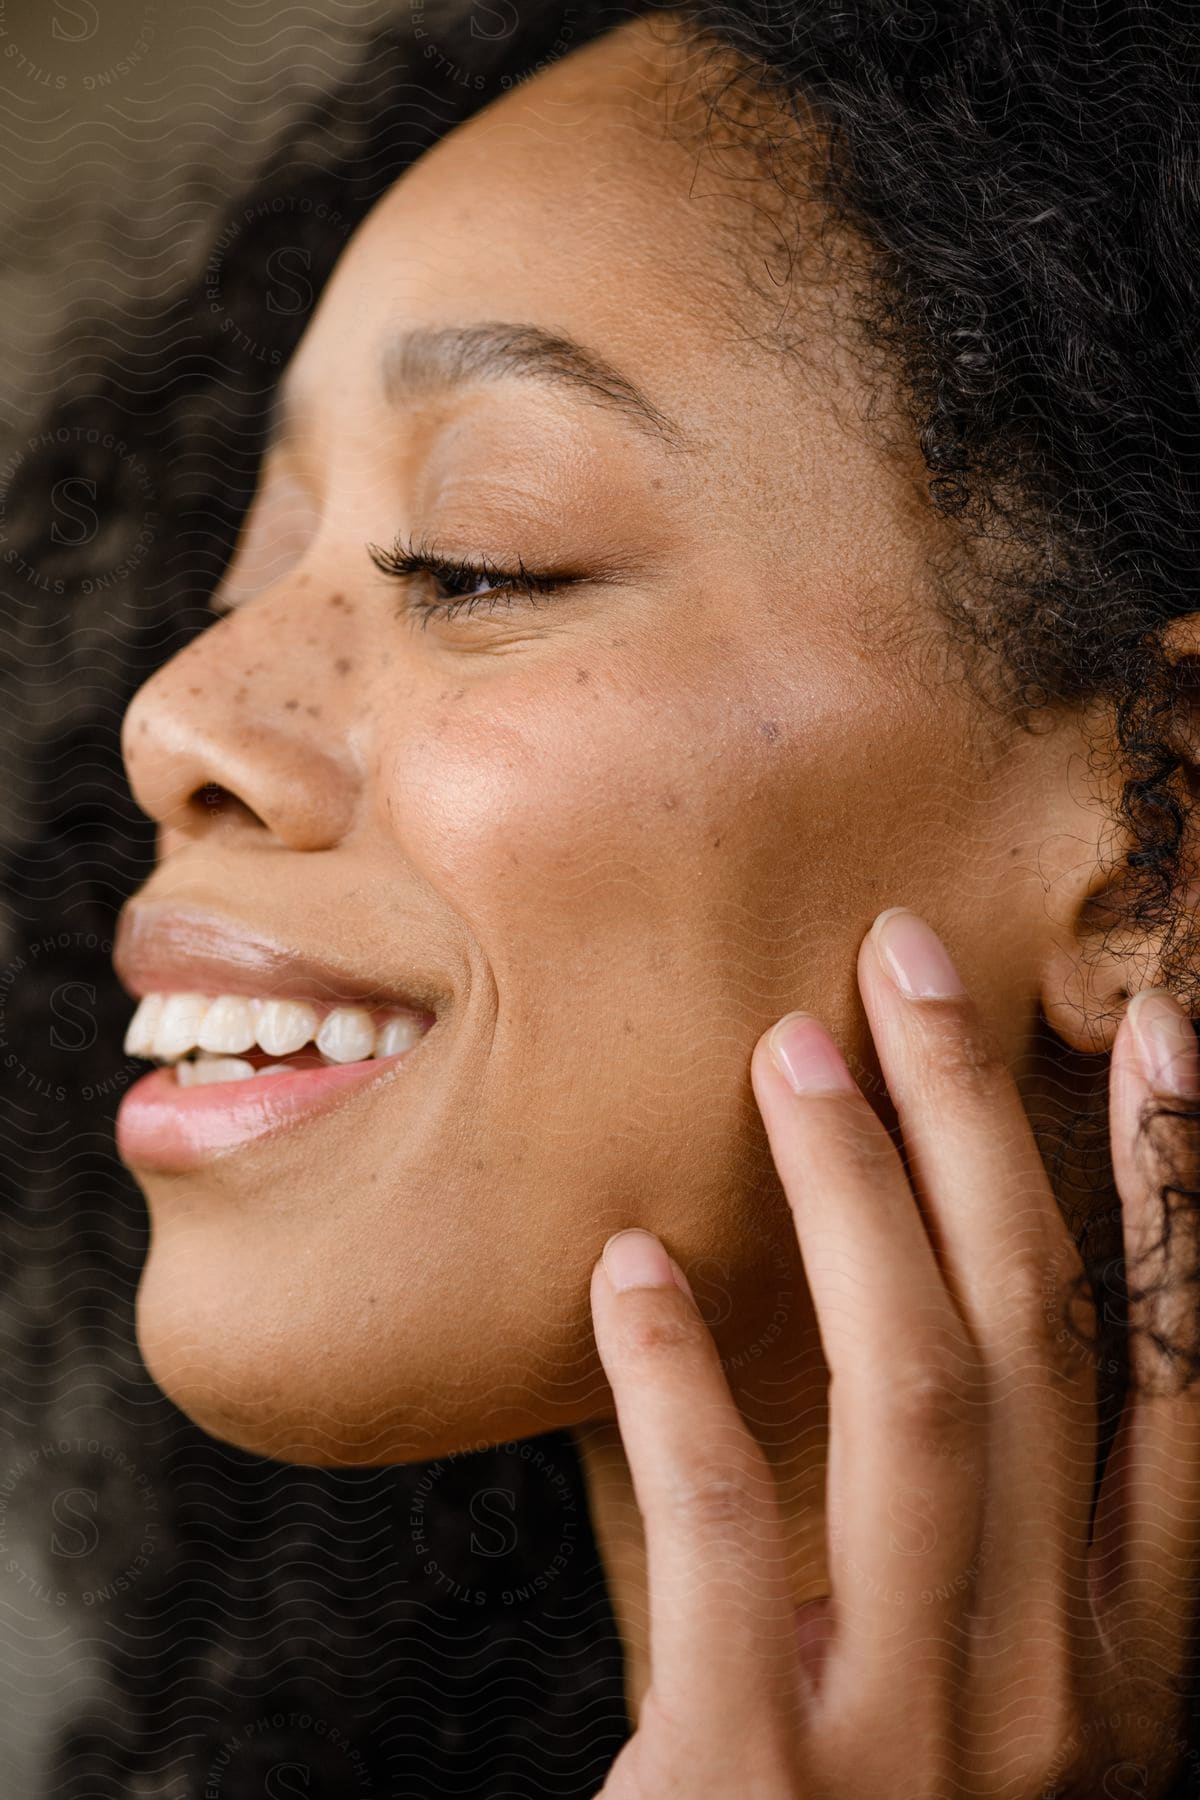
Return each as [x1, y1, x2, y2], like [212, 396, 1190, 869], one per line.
[366, 529, 574, 627]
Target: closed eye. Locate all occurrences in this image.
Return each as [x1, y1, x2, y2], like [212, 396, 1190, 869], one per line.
[367, 529, 578, 628]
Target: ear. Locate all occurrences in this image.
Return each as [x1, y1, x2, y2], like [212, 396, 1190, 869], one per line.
[1039, 615, 1200, 1055]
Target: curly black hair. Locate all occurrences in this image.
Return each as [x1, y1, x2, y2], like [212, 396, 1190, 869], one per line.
[3, 0, 1199, 1793]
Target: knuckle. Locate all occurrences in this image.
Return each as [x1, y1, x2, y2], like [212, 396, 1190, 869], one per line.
[816, 1086, 887, 1146]
[992, 1248, 1049, 1323]
[615, 1296, 706, 1363]
[663, 1465, 761, 1535]
[814, 1091, 899, 1175]
[886, 1340, 981, 1446]
[997, 1244, 1096, 1391]
[911, 1003, 1009, 1100]
[655, 1444, 770, 1537]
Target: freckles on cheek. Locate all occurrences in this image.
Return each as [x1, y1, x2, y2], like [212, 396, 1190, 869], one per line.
[378, 695, 699, 924]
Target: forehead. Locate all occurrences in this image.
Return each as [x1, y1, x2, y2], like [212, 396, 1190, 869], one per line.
[287, 16, 819, 422]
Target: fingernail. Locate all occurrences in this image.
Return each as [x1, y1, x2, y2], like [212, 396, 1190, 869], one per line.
[1127, 989, 1200, 1096]
[872, 908, 966, 1000]
[767, 1011, 858, 1095]
[603, 1228, 680, 1293]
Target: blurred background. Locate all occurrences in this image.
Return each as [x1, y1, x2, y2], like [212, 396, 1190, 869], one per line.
[0, 0, 397, 426]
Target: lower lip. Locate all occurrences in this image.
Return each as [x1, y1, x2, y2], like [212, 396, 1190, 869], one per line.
[115, 1051, 419, 1172]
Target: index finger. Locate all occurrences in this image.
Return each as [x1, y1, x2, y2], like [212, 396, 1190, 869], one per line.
[588, 1229, 802, 1737]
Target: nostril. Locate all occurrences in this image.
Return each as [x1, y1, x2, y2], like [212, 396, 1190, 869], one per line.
[194, 782, 230, 816]
[190, 783, 266, 830]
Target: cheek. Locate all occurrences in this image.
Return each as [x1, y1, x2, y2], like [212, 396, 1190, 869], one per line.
[370, 640, 970, 1138]
[371, 648, 913, 1043]
[375, 668, 764, 992]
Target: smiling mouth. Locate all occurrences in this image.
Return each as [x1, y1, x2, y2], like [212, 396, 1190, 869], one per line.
[112, 904, 444, 1172]
[115, 1003, 436, 1173]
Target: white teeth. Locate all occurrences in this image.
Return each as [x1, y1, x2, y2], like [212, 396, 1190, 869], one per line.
[155, 993, 210, 1060]
[124, 994, 163, 1058]
[132, 990, 430, 1064]
[315, 1006, 376, 1064]
[176, 1057, 257, 1086]
[376, 1014, 424, 1057]
[197, 995, 258, 1055]
[254, 999, 319, 1058]
[257, 1063, 293, 1076]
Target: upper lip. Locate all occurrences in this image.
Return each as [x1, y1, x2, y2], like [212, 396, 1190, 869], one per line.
[113, 902, 445, 1018]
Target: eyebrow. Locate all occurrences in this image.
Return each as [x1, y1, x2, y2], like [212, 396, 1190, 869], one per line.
[380, 321, 688, 452]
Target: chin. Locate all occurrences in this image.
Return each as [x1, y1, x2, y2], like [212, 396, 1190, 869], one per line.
[132, 1200, 602, 1468]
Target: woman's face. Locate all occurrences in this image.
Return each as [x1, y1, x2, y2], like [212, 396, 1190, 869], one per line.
[115, 13, 1102, 1463]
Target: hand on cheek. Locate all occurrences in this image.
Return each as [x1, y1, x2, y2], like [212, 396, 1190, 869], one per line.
[588, 909, 1200, 1798]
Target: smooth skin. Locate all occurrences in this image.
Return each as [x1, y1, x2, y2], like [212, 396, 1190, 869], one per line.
[591, 908, 1200, 1798]
[112, 11, 1200, 1789]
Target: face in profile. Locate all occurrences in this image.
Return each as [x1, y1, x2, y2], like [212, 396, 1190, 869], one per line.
[113, 12, 1109, 1466]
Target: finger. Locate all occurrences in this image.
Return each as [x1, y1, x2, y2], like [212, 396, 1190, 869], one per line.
[855, 909, 1096, 1677]
[750, 1019, 985, 1726]
[1093, 988, 1200, 1681]
[589, 1229, 801, 1736]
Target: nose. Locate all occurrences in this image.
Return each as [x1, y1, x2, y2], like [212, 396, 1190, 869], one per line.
[121, 597, 361, 853]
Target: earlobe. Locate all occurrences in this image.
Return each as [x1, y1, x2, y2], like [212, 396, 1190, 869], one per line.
[1038, 902, 1147, 1055]
[1039, 616, 1200, 1055]
[1031, 746, 1149, 1055]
